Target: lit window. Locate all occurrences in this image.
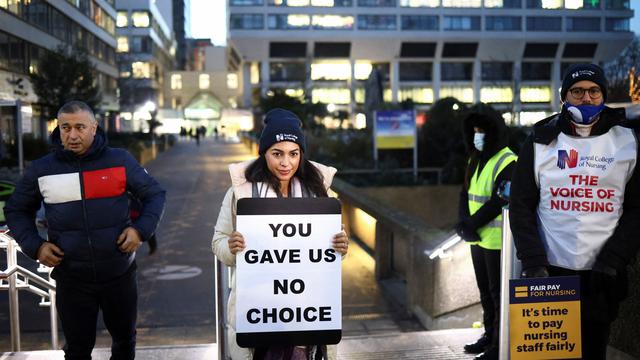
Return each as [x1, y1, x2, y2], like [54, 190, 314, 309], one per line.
[132, 11, 150, 27]
[116, 37, 129, 53]
[355, 62, 373, 80]
[355, 88, 392, 103]
[311, 61, 351, 80]
[284, 88, 305, 97]
[131, 62, 151, 78]
[116, 11, 128, 27]
[400, 0, 439, 6]
[199, 74, 210, 89]
[480, 87, 513, 103]
[171, 74, 182, 90]
[440, 87, 474, 103]
[521, 86, 551, 103]
[442, 0, 480, 7]
[312, 88, 351, 104]
[227, 73, 239, 89]
[251, 63, 261, 84]
[519, 111, 551, 126]
[355, 113, 367, 129]
[268, 14, 311, 29]
[399, 87, 434, 103]
[542, 0, 562, 8]
[312, 15, 354, 29]
[287, 0, 310, 5]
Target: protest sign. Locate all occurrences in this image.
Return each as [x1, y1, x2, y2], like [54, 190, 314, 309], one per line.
[235, 197, 342, 347]
[510, 276, 581, 359]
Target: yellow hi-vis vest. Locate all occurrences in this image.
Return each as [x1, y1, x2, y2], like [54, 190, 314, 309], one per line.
[467, 147, 517, 250]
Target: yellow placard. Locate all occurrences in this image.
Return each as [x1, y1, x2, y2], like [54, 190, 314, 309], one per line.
[375, 135, 414, 149]
[510, 300, 581, 359]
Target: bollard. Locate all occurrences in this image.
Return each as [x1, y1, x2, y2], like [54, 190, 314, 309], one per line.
[498, 207, 521, 360]
[7, 237, 21, 351]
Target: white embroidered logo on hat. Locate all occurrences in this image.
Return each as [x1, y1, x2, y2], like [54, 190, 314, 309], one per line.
[571, 70, 595, 79]
[275, 133, 298, 142]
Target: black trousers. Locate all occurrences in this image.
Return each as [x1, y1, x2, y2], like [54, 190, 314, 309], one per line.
[55, 267, 138, 360]
[470, 245, 502, 346]
[548, 266, 624, 360]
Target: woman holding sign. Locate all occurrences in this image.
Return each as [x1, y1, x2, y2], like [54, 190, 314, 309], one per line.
[212, 108, 349, 360]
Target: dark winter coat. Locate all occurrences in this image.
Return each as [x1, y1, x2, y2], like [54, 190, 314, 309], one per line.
[458, 112, 516, 233]
[4, 127, 166, 282]
[509, 106, 640, 272]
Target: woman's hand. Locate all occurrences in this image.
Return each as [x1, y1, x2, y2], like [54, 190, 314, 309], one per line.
[332, 229, 349, 255]
[228, 231, 246, 255]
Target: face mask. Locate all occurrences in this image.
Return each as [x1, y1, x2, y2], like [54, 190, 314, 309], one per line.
[473, 133, 485, 151]
[564, 103, 605, 125]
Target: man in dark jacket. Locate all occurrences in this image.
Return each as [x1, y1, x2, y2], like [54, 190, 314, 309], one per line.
[510, 63, 640, 359]
[457, 105, 517, 360]
[5, 100, 166, 360]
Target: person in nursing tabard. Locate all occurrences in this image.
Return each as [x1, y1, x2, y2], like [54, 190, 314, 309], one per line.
[211, 108, 350, 360]
[457, 106, 517, 360]
[509, 63, 640, 359]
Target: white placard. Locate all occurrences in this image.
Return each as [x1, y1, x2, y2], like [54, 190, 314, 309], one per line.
[236, 213, 342, 335]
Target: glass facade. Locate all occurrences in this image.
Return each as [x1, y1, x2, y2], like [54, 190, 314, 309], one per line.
[484, 0, 521, 7]
[400, 0, 439, 6]
[486, 16, 521, 31]
[358, 0, 397, 6]
[566, 17, 600, 31]
[401, 15, 438, 30]
[268, 14, 310, 29]
[521, 86, 551, 102]
[526, 17, 562, 31]
[440, 87, 473, 103]
[131, 11, 150, 28]
[231, 0, 264, 5]
[399, 62, 432, 81]
[480, 87, 513, 103]
[606, 18, 630, 32]
[606, 0, 629, 9]
[482, 62, 513, 81]
[358, 15, 397, 30]
[441, 63, 472, 80]
[230, 14, 264, 29]
[270, 62, 306, 81]
[399, 87, 433, 103]
[442, 0, 481, 7]
[522, 62, 551, 80]
[526, 0, 561, 8]
[443, 16, 481, 31]
[312, 15, 354, 29]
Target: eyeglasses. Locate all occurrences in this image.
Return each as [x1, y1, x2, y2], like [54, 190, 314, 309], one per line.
[568, 87, 602, 99]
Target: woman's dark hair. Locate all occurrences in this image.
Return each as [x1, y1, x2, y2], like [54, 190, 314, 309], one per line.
[245, 155, 328, 198]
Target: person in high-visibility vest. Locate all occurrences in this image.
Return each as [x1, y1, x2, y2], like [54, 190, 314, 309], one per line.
[457, 106, 517, 360]
[510, 63, 640, 359]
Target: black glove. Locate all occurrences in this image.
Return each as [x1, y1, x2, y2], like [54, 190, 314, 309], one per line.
[520, 266, 549, 278]
[455, 220, 480, 242]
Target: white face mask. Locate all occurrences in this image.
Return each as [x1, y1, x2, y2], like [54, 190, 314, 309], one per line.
[473, 132, 485, 151]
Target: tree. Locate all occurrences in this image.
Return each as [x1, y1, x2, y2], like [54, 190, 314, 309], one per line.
[604, 36, 640, 103]
[421, 97, 468, 183]
[30, 45, 102, 122]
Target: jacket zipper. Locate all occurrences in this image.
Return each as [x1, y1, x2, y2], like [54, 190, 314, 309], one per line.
[77, 159, 98, 281]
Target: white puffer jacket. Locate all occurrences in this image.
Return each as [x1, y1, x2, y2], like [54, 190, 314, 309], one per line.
[211, 159, 338, 360]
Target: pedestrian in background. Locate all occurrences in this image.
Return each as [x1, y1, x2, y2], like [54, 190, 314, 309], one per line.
[509, 63, 640, 359]
[211, 108, 349, 360]
[4, 100, 166, 360]
[457, 105, 517, 360]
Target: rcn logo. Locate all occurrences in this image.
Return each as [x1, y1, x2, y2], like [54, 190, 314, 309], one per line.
[557, 149, 578, 169]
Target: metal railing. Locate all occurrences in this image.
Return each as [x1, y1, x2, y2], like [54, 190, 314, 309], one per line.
[215, 256, 231, 360]
[498, 207, 521, 360]
[0, 230, 58, 351]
